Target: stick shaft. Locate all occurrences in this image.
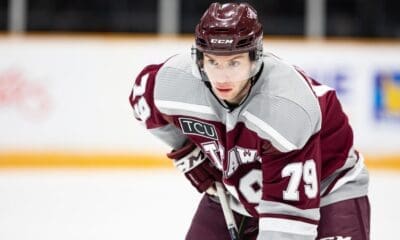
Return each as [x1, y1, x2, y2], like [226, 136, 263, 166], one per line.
[215, 182, 240, 240]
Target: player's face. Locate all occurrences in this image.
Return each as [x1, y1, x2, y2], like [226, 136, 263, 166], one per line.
[203, 53, 253, 104]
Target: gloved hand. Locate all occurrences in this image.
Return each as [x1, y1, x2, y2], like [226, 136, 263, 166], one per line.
[167, 141, 222, 193]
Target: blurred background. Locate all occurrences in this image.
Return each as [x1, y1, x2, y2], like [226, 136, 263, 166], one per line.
[0, 0, 399, 239]
[2, 0, 400, 37]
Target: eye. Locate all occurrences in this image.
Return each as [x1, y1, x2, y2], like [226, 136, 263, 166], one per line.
[229, 61, 240, 67]
[207, 59, 218, 66]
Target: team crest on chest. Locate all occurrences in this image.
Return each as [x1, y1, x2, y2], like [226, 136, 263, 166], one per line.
[179, 117, 218, 140]
[202, 141, 261, 177]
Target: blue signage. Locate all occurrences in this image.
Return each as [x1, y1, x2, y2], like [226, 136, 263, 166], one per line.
[374, 71, 400, 121]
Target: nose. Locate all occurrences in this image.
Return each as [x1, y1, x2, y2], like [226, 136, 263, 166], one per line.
[213, 71, 232, 83]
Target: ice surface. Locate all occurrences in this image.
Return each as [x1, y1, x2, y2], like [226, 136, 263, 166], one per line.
[0, 169, 397, 239]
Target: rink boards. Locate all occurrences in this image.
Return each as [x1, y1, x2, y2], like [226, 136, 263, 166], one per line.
[0, 35, 399, 170]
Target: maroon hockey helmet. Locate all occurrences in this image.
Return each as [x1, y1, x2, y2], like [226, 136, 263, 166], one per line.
[194, 2, 263, 59]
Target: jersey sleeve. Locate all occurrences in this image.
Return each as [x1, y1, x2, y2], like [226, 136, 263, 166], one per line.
[246, 93, 321, 239]
[129, 63, 187, 149]
[257, 134, 321, 239]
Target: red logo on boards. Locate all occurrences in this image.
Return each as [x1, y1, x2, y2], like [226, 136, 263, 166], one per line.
[0, 68, 52, 120]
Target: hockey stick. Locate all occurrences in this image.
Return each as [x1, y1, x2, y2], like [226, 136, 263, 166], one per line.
[215, 182, 240, 240]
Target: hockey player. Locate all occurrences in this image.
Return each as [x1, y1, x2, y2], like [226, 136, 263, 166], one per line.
[129, 2, 370, 240]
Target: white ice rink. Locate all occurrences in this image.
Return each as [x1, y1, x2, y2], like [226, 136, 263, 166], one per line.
[0, 169, 398, 239]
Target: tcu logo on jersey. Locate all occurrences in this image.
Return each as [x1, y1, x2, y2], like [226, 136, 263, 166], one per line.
[210, 39, 234, 44]
[179, 118, 218, 140]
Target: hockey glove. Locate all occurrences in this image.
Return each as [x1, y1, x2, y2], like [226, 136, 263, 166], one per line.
[167, 141, 222, 193]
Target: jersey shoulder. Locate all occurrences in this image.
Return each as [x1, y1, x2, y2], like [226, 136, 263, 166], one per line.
[129, 61, 164, 122]
[130, 54, 202, 116]
[244, 54, 322, 152]
[153, 54, 211, 115]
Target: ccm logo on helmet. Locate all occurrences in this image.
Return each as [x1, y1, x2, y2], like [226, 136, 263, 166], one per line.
[210, 39, 233, 44]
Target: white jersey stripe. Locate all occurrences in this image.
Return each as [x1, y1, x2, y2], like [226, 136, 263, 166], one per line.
[259, 218, 317, 236]
[242, 111, 297, 151]
[257, 200, 320, 221]
[155, 100, 215, 115]
[312, 85, 334, 97]
[330, 154, 365, 193]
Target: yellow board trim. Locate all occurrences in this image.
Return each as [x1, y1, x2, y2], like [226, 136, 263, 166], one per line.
[0, 152, 171, 169]
[0, 152, 399, 170]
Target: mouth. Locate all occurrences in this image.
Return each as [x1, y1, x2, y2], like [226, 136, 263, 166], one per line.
[215, 87, 232, 93]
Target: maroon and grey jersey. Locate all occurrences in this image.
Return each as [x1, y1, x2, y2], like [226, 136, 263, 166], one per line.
[129, 53, 369, 239]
